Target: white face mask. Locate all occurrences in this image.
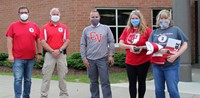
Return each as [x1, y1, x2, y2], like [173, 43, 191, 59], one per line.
[20, 14, 29, 21]
[51, 15, 60, 22]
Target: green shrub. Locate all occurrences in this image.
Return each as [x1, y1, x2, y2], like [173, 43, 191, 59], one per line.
[0, 61, 5, 66]
[67, 52, 86, 70]
[0, 52, 126, 70]
[0, 52, 11, 68]
[34, 58, 44, 69]
[114, 52, 126, 68]
[0, 52, 8, 61]
[0, 52, 44, 69]
[0, 60, 12, 67]
[34, 52, 86, 70]
[67, 52, 126, 69]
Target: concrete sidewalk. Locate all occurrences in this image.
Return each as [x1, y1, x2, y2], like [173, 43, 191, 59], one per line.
[0, 68, 200, 98]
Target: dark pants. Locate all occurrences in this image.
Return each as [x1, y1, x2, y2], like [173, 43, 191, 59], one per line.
[126, 61, 150, 98]
[87, 57, 112, 98]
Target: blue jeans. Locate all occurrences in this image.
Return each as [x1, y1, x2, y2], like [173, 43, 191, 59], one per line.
[13, 59, 35, 98]
[152, 63, 180, 98]
[87, 57, 112, 98]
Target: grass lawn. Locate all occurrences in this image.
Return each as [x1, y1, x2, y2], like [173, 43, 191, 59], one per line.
[0, 71, 153, 84]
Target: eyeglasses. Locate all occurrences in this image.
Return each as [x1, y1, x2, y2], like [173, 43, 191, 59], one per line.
[19, 12, 29, 14]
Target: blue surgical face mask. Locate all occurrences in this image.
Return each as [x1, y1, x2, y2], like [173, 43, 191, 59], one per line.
[159, 19, 170, 29]
[131, 19, 140, 26]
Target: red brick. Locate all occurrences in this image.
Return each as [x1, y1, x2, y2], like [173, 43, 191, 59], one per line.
[0, 0, 195, 57]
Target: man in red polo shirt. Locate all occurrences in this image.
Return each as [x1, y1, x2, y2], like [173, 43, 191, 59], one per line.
[40, 8, 70, 98]
[6, 6, 42, 98]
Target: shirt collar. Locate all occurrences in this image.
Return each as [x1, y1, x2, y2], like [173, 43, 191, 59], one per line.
[48, 21, 61, 27]
[19, 20, 30, 24]
[91, 23, 100, 27]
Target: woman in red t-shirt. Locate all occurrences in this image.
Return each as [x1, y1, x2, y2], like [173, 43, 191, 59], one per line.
[119, 9, 152, 98]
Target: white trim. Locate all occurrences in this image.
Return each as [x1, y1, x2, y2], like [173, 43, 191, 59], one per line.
[63, 29, 66, 42]
[44, 29, 47, 41]
[115, 9, 119, 45]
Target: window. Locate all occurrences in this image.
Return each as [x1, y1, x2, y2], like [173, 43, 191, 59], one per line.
[97, 8, 135, 46]
[152, 8, 172, 30]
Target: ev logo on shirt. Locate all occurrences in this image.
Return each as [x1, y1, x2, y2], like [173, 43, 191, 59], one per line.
[158, 34, 167, 43]
[29, 28, 34, 33]
[58, 28, 63, 32]
[127, 33, 140, 44]
[90, 32, 102, 43]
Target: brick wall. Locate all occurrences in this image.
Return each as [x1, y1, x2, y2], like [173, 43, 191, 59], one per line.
[0, 0, 184, 55]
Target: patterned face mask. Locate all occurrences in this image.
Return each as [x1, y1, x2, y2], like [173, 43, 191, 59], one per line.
[159, 19, 170, 29]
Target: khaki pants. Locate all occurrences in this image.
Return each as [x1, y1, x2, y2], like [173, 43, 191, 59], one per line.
[40, 52, 68, 98]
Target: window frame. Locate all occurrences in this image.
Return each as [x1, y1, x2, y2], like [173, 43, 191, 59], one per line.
[96, 7, 136, 47]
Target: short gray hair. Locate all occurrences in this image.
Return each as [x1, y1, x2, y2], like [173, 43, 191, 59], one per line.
[50, 8, 60, 15]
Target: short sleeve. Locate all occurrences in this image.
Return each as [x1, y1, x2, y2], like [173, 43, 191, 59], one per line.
[34, 23, 40, 39]
[40, 26, 45, 40]
[146, 27, 152, 38]
[65, 26, 70, 40]
[148, 30, 156, 42]
[119, 28, 128, 42]
[6, 23, 14, 38]
[176, 26, 188, 43]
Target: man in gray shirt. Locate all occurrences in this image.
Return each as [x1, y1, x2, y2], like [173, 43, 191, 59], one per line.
[80, 10, 115, 98]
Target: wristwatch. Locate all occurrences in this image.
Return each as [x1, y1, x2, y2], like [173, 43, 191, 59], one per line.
[59, 48, 63, 53]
